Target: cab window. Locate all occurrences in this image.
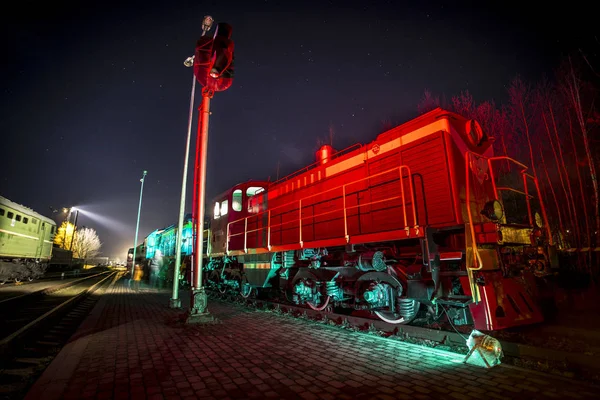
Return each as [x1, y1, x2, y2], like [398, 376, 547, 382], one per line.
[232, 189, 242, 212]
[246, 186, 264, 196]
[246, 187, 264, 213]
[220, 200, 229, 216]
[213, 202, 220, 219]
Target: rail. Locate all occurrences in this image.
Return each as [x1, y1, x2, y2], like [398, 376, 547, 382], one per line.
[0, 271, 117, 352]
[227, 165, 418, 253]
[0, 270, 112, 305]
[465, 152, 552, 303]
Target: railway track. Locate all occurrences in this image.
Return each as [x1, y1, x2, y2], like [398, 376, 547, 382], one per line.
[0, 271, 111, 304]
[0, 271, 119, 399]
[207, 289, 600, 384]
[0, 270, 101, 287]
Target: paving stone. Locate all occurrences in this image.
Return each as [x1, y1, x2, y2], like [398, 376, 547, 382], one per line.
[23, 280, 600, 400]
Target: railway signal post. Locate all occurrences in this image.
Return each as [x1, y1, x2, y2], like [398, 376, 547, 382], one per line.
[169, 16, 214, 310]
[185, 17, 235, 323]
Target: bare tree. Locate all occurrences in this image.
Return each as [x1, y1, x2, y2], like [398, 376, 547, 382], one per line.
[560, 57, 600, 243]
[72, 227, 102, 262]
[567, 111, 591, 249]
[539, 144, 566, 245]
[507, 77, 538, 178]
[536, 86, 578, 244]
[417, 89, 440, 114]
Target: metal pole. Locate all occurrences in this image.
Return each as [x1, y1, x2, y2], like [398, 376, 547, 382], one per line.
[130, 170, 148, 280]
[170, 74, 197, 308]
[187, 87, 214, 322]
[68, 210, 79, 252]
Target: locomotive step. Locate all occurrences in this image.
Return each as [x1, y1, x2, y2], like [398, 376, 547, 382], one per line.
[14, 357, 47, 365]
[35, 340, 60, 346]
[0, 366, 37, 376]
[435, 295, 472, 307]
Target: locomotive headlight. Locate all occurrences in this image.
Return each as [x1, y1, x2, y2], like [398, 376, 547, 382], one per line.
[481, 200, 503, 221]
[534, 212, 543, 228]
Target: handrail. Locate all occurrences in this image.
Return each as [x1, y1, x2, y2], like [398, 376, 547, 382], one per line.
[485, 155, 552, 244]
[494, 187, 534, 198]
[226, 164, 419, 253]
[465, 151, 554, 302]
[465, 152, 484, 304]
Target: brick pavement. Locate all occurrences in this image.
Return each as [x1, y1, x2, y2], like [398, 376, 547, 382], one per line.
[26, 279, 599, 400]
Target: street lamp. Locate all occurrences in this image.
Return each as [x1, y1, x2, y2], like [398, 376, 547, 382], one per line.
[130, 170, 148, 281]
[170, 15, 215, 309]
[68, 207, 80, 252]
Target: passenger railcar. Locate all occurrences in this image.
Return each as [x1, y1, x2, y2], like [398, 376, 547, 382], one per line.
[204, 108, 555, 331]
[0, 195, 57, 283]
[126, 215, 195, 284]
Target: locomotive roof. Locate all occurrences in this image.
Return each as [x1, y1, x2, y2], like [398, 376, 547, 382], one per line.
[0, 195, 56, 226]
[376, 107, 466, 142]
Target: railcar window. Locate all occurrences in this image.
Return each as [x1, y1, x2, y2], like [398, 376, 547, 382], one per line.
[7, 212, 14, 219]
[0, 208, 4, 216]
[232, 189, 242, 212]
[16, 215, 21, 222]
[220, 200, 229, 216]
[23, 217, 28, 224]
[214, 202, 220, 219]
[32, 218, 38, 225]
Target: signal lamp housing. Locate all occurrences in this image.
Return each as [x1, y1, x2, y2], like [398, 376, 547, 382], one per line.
[534, 212, 543, 228]
[481, 200, 503, 221]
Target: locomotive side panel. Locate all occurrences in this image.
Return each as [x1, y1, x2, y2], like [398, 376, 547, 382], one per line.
[303, 160, 368, 243]
[267, 172, 344, 247]
[364, 148, 406, 233]
[400, 131, 456, 227]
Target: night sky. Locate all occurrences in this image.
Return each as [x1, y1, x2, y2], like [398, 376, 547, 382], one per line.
[1, 1, 593, 259]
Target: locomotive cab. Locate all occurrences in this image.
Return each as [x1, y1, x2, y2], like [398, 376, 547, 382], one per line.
[209, 181, 268, 255]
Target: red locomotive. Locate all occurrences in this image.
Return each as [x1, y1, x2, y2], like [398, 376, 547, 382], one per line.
[204, 108, 555, 331]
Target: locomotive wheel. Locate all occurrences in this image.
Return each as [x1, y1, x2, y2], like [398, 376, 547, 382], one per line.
[239, 276, 254, 299]
[217, 280, 228, 294]
[356, 271, 419, 324]
[375, 299, 421, 324]
[307, 295, 330, 311]
[210, 271, 228, 294]
[291, 269, 330, 312]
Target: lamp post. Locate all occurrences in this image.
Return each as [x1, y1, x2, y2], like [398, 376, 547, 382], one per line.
[68, 207, 79, 252]
[170, 15, 214, 309]
[130, 170, 148, 280]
